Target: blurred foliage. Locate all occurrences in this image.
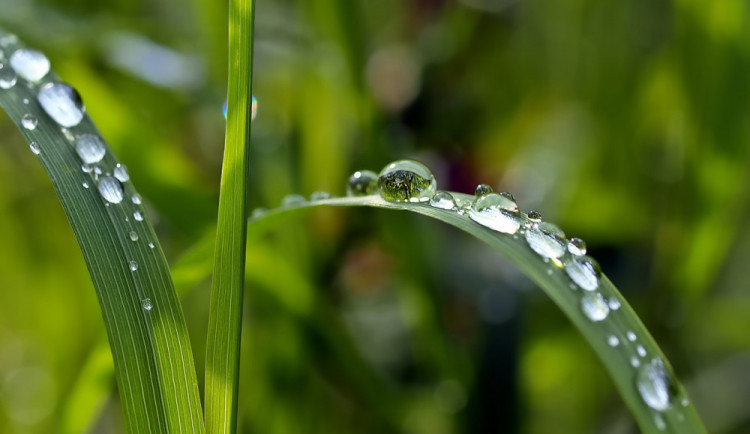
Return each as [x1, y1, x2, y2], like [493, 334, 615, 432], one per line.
[1, 0, 749, 433]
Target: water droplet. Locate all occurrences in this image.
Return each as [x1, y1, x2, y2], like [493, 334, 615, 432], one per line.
[29, 141, 40, 155]
[568, 237, 587, 256]
[580, 292, 610, 321]
[637, 345, 647, 357]
[631, 357, 641, 368]
[564, 255, 601, 291]
[627, 331, 637, 342]
[637, 358, 675, 412]
[21, 113, 37, 130]
[654, 414, 666, 431]
[250, 208, 267, 220]
[82, 181, 89, 189]
[454, 197, 472, 215]
[474, 184, 493, 197]
[113, 164, 129, 182]
[131, 194, 142, 205]
[0, 63, 17, 89]
[347, 170, 378, 196]
[527, 210, 542, 222]
[93, 166, 102, 176]
[133, 211, 143, 221]
[377, 159, 437, 202]
[148, 242, 155, 249]
[37, 83, 85, 127]
[141, 298, 153, 311]
[680, 397, 689, 407]
[468, 193, 521, 234]
[129, 260, 138, 271]
[607, 335, 619, 347]
[129, 231, 139, 242]
[0, 34, 18, 47]
[429, 191, 456, 210]
[310, 191, 332, 201]
[74, 134, 106, 164]
[61, 127, 74, 141]
[251, 95, 258, 120]
[525, 223, 567, 259]
[9, 49, 50, 82]
[98, 176, 124, 204]
[281, 194, 306, 208]
[608, 297, 621, 311]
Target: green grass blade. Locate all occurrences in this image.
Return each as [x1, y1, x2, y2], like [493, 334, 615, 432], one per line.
[245, 194, 708, 434]
[0, 32, 203, 433]
[204, 0, 256, 432]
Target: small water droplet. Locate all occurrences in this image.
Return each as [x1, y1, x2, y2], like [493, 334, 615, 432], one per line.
[468, 193, 521, 234]
[93, 166, 102, 176]
[637, 345, 647, 357]
[564, 255, 601, 291]
[29, 141, 40, 155]
[680, 397, 689, 407]
[148, 242, 155, 249]
[454, 197, 472, 215]
[22, 98, 29, 104]
[607, 335, 619, 347]
[61, 127, 74, 141]
[527, 210, 542, 222]
[347, 170, 378, 196]
[474, 184, 493, 197]
[282, 194, 306, 208]
[0, 34, 18, 47]
[9, 49, 50, 82]
[637, 358, 675, 412]
[0, 63, 17, 89]
[37, 83, 85, 127]
[82, 181, 89, 189]
[608, 297, 621, 311]
[129, 231, 139, 242]
[131, 194, 142, 205]
[378, 159, 437, 202]
[627, 331, 637, 342]
[74, 134, 106, 164]
[429, 191, 456, 210]
[81, 164, 92, 173]
[654, 414, 666, 431]
[525, 222, 567, 259]
[580, 292, 610, 322]
[133, 211, 143, 221]
[631, 357, 641, 368]
[21, 113, 37, 130]
[129, 260, 138, 271]
[114, 164, 130, 182]
[250, 208, 267, 220]
[141, 298, 153, 311]
[567, 237, 587, 256]
[310, 191, 332, 201]
[98, 176, 124, 204]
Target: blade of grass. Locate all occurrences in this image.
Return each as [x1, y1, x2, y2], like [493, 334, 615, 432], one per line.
[0, 32, 204, 433]
[204, 0, 256, 432]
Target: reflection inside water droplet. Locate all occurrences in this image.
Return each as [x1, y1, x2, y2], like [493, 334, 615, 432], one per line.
[347, 170, 378, 196]
[378, 159, 437, 202]
[474, 184, 493, 198]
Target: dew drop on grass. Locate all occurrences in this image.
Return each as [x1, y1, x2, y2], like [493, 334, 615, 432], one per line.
[454, 197, 472, 215]
[525, 223, 567, 259]
[129, 231, 139, 242]
[21, 113, 37, 130]
[654, 414, 666, 431]
[98, 176, 124, 204]
[310, 191, 331, 201]
[37, 83, 85, 127]
[468, 192, 521, 234]
[527, 210, 542, 223]
[9, 49, 49, 82]
[250, 208, 267, 220]
[430, 191, 456, 210]
[0, 63, 17, 89]
[114, 164, 129, 182]
[580, 292, 609, 321]
[608, 297, 621, 311]
[74, 134, 106, 164]
[564, 255, 601, 291]
[637, 358, 675, 412]
[378, 159, 437, 202]
[347, 170, 378, 196]
[607, 335, 619, 347]
[29, 141, 40, 155]
[637, 345, 647, 357]
[148, 242, 155, 249]
[129, 260, 138, 271]
[631, 357, 641, 368]
[131, 194, 142, 205]
[568, 237, 587, 256]
[82, 181, 89, 189]
[133, 211, 143, 221]
[281, 194, 306, 208]
[627, 331, 637, 342]
[141, 298, 152, 311]
[474, 184, 493, 197]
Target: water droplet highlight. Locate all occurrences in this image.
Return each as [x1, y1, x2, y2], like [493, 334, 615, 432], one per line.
[131, 194, 142, 205]
[607, 335, 619, 347]
[29, 141, 40, 155]
[474, 184, 493, 197]
[429, 191, 456, 210]
[129, 231, 139, 242]
[82, 181, 89, 189]
[627, 331, 637, 342]
[0, 63, 17, 89]
[21, 113, 37, 130]
[98, 176, 124, 204]
[74, 134, 106, 164]
[525, 223, 567, 259]
[9, 49, 49, 82]
[637, 358, 675, 412]
[37, 83, 85, 127]
[567, 237, 587, 256]
[580, 292, 610, 322]
[281, 194, 306, 208]
[148, 242, 155, 249]
[564, 255, 601, 291]
[377, 159, 437, 202]
[129, 260, 138, 271]
[133, 211, 143, 221]
[468, 193, 521, 234]
[141, 298, 152, 311]
[608, 297, 621, 311]
[637, 345, 647, 357]
[114, 164, 130, 182]
[347, 170, 378, 196]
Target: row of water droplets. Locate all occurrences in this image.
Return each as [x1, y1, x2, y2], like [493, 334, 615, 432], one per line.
[1, 35, 155, 311]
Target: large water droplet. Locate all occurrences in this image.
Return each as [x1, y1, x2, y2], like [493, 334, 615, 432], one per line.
[525, 223, 567, 259]
[468, 193, 521, 234]
[564, 255, 601, 291]
[580, 292, 610, 321]
[347, 170, 378, 196]
[114, 164, 130, 182]
[0, 63, 17, 89]
[377, 159, 437, 202]
[9, 49, 49, 82]
[74, 134, 106, 164]
[37, 83, 85, 127]
[98, 176, 124, 204]
[429, 191, 456, 210]
[29, 141, 40, 155]
[568, 237, 587, 256]
[129, 260, 138, 271]
[281, 194, 306, 208]
[21, 113, 37, 130]
[637, 358, 675, 412]
[141, 298, 153, 311]
[474, 184, 493, 197]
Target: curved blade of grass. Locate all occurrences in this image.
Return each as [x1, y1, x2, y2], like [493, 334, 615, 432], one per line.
[0, 32, 203, 433]
[245, 194, 707, 434]
[204, 0, 256, 432]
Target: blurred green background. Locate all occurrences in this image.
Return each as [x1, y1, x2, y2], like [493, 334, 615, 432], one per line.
[1, 0, 749, 433]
